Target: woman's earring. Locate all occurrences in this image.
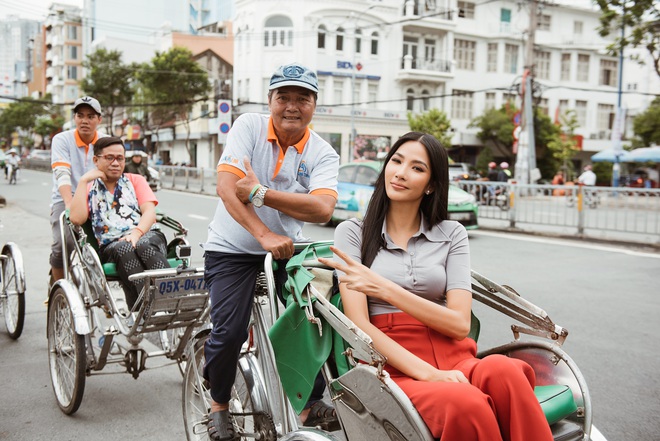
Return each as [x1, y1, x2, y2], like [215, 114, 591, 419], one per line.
[425, 190, 431, 195]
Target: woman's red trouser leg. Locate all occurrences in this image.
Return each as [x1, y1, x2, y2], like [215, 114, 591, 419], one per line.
[465, 355, 553, 441]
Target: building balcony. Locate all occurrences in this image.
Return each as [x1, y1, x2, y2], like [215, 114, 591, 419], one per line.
[402, 0, 455, 34]
[46, 51, 53, 63]
[46, 67, 54, 79]
[396, 55, 453, 83]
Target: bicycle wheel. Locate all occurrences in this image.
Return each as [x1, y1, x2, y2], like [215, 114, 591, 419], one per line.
[182, 337, 213, 441]
[2, 245, 25, 339]
[182, 338, 276, 441]
[47, 286, 86, 415]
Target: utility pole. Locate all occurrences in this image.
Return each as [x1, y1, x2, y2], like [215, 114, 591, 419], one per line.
[514, 0, 538, 185]
[610, 4, 626, 188]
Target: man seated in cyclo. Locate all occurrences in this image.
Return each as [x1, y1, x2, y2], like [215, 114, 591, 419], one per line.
[201, 63, 340, 440]
[69, 136, 169, 310]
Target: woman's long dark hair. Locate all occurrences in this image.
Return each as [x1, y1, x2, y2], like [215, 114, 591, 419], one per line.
[361, 131, 449, 267]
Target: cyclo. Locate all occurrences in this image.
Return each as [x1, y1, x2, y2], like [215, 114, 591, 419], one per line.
[182, 242, 592, 441]
[47, 211, 210, 415]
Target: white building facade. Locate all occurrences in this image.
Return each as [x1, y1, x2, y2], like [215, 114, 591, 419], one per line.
[231, 0, 659, 166]
[44, 3, 83, 106]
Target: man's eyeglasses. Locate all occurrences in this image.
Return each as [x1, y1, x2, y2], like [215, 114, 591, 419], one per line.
[96, 154, 125, 163]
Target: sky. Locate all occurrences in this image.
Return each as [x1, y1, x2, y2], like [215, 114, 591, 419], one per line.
[1, 0, 83, 21]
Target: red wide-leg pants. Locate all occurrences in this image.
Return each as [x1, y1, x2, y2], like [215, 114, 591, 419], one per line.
[371, 313, 554, 441]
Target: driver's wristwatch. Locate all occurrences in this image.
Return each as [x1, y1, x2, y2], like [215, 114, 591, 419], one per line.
[252, 185, 269, 208]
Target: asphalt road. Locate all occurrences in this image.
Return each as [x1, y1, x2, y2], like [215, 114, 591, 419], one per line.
[1, 170, 658, 440]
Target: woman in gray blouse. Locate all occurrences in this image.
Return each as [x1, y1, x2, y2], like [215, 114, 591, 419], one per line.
[320, 131, 552, 441]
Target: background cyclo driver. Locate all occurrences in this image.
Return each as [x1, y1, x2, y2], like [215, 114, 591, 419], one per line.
[50, 96, 107, 282]
[201, 63, 339, 440]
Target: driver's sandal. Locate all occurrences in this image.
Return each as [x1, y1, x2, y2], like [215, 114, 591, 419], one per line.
[207, 409, 236, 441]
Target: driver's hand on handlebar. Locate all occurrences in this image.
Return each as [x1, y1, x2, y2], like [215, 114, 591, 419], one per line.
[258, 231, 294, 260]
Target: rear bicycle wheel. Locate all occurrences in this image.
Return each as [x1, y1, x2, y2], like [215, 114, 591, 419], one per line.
[47, 287, 86, 414]
[2, 246, 25, 339]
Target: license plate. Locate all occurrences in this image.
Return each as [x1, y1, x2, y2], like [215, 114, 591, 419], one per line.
[449, 212, 472, 221]
[155, 275, 207, 296]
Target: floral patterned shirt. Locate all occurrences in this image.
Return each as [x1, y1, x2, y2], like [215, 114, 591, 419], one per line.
[87, 173, 157, 246]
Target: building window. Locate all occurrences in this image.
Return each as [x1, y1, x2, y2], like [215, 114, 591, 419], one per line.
[68, 45, 78, 60]
[597, 103, 614, 130]
[560, 53, 571, 81]
[355, 29, 362, 54]
[500, 8, 511, 32]
[264, 15, 293, 47]
[577, 54, 589, 82]
[535, 50, 550, 79]
[424, 39, 435, 67]
[67, 65, 77, 80]
[538, 98, 549, 115]
[575, 100, 587, 126]
[451, 90, 473, 120]
[487, 43, 498, 72]
[485, 92, 496, 109]
[67, 25, 77, 40]
[334, 84, 343, 105]
[504, 44, 518, 74]
[406, 88, 415, 111]
[574, 21, 583, 35]
[454, 39, 475, 70]
[371, 32, 379, 55]
[421, 90, 430, 111]
[537, 14, 551, 31]
[403, 36, 419, 69]
[317, 25, 326, 49]
[368, 82, 378, 104]
[558, 99, 569, 120]
[336, 27, 345, 52]
[599, 59, 618, 87]
[503, 92, 517, 104]
[457, 1, 475, 19]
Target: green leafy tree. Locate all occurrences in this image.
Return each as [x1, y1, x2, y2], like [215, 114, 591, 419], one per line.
[547, 110, 580, 181]
[595, 0, 660, 77]
[34, 114, 65, 148]
[407, 108, 453, 148]
[0, 98, 49, 145]
[632, 96, 660, 147]
[81, 48, 135, 133]
[475, 146, 495, 177]
[469, 104, 560, 180]
[136, 47, 211, 166]
[469, 105, 517, 159]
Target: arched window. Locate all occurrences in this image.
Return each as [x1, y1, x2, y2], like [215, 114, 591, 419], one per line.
[318, 25, 326, 49]
[406, 88, 415, 111]
[264, 15, 293, 47]
[371, 31, 379, 55]
[336, 27, 345, 52]
[355, 29, 362, 54]
[421, 89, 430, 111]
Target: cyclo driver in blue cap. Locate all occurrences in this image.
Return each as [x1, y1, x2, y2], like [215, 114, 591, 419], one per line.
[201, 63, 340, 440]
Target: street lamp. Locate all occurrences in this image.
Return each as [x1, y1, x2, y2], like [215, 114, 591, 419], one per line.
[350, 4, 376, 160]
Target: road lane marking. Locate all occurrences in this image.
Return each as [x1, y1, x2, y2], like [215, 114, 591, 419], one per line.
[470, 230, 660, 259]
[188, 214, 208, 220]
[591, 425, 607, 441]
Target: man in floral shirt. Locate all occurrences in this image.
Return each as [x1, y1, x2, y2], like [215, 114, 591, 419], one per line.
[69, 136, 169, 309]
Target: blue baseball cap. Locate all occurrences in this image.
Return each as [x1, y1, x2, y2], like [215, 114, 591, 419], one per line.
[269, 63, 318, 93]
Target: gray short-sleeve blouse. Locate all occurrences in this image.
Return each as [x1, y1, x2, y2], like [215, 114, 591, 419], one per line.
[333, 217, 472, 316]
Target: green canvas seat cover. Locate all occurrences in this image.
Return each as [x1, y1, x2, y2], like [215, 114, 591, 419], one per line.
[534, 384, 578, 425]
[268, 243, 336, 414]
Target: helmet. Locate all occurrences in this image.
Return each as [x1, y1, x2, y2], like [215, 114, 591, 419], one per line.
[488, 162, 496, 168]
[500, 162, 509, 169]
